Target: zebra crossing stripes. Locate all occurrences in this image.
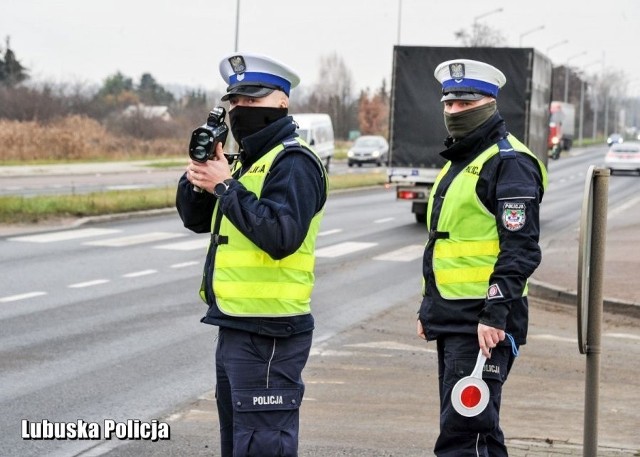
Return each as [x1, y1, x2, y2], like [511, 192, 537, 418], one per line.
[6, 227, 426, 262]
[154, 238, 209, 251]
[315, 241, 378, 258]
[8, 228, 120, 243]
[373, 244, 424, 262]
[83, 232, 186, 247]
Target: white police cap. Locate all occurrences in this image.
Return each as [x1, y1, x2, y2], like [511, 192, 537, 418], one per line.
[434, 59, 506, 102]
[219, 52, 300, 101]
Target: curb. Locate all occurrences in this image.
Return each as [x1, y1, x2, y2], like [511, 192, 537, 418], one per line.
[528, 277, 640, 319]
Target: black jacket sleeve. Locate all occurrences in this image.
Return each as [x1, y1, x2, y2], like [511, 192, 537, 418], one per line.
[477, 153, 545, 328]
[218, 150, 326, 260]
[175, 172, 216, 234]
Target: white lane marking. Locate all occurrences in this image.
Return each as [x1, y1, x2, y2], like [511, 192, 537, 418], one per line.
[374, 217, 394, 224]
[123, 269, 157, 278]
[531, 333, 640, 343]
[346, 341, 435, 353]
[529, 334, 577, 343]
[315, 241, 377, 258]
[319, 228, 342, 236]
[605, 333, 640, 341]
[71, 440, 123, 456]
[154, 238, 209, 251]
[373, 244, 424, 262]
[83, 232, 186, 247]
[607, 196, 640, 220]
[8, 228, 120, 243]
[0, 291, 47, 303]
[171, 261, 200, 268]
[68, 279, 110, 288]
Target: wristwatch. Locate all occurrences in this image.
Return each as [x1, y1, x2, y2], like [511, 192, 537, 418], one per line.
[213, 179, 233, 198]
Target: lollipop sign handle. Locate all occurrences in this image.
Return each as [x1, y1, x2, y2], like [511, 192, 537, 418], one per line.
[470, 350, 487, 379]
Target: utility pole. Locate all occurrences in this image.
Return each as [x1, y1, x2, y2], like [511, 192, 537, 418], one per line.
[234, 0, 240, 52]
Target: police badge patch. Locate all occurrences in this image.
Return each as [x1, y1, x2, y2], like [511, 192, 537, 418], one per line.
[487, 283, 504, 300]
[502, 202, 527, 231]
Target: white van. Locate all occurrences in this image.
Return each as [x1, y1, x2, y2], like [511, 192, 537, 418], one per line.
[292, 113, 335, 171]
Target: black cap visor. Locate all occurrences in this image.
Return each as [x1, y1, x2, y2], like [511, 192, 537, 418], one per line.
[440, 91, 487, 102]
[221, 83, 281, 101]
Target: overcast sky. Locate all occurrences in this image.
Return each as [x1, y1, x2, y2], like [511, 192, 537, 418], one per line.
[2, 0, 639, 96]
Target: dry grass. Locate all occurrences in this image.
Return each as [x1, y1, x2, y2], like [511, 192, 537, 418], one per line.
[0, 117, 384, 224]
[0, 187, 176, 224]
[0, 116, 182, 163]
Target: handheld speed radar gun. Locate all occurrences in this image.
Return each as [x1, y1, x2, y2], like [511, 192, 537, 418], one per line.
[188, 106, 231, 192]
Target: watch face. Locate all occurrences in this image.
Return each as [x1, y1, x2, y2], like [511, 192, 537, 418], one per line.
[214, 182, 227, 197]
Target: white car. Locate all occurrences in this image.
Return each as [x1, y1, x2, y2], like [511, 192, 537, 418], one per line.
[604, 142, 640, 175]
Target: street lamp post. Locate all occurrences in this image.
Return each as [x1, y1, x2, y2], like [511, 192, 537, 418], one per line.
[579, 77, 586, 146]
[397, 0, 402, 44]
[473, 7, 503, 25]
[578, 60, 603, 146]
[519, 25, 545, 47]
[472, 7, 503, 42]
[234, 0, 240, 51]
[546, 39, 569, 55]
[564, 51, 588, 103]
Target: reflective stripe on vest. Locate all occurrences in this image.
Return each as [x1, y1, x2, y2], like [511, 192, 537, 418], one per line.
[426, 136, 547, 299]
[208, 138, 326, 317]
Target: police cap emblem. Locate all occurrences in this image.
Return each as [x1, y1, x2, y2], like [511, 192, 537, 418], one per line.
[228, 56, 246, 75]
[449, 63, 465, 82]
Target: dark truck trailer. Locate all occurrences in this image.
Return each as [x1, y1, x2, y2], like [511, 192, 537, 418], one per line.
[388, 46, 552, 223]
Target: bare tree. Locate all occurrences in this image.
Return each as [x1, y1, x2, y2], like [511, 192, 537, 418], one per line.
[307, 53, 358, 140]
[454, 23, 507, 47]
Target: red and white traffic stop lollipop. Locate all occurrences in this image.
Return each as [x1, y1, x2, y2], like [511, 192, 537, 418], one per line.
[451, 349, 490, 417]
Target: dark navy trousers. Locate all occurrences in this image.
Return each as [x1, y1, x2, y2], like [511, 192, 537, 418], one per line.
[215, 327, 312, 457]
[434, 334, 517, 457]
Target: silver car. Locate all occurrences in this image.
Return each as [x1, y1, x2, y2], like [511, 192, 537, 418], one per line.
[604, 142, 640, 175]
[347, 135, 389, 167]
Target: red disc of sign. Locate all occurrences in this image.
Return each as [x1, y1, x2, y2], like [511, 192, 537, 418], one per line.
[451, 350, 490, 417]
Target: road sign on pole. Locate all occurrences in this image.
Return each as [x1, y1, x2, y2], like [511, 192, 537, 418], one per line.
[451, 350, 490, 417]
[576, 165, 610, 457]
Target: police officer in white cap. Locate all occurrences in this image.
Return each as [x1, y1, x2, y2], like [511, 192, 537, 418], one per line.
[416, 59, 548, 456]
[176, 52, 328, 457]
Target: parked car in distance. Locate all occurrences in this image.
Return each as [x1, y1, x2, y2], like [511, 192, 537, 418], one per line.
[347, 135, 389, 167]
[604, 141, 640, 175]
[607, 133, 624, 146]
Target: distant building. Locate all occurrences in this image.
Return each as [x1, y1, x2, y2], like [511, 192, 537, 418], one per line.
[122, 104, 172, 121]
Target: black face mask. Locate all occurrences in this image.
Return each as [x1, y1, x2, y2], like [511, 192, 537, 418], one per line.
[228, 106, 288, 146]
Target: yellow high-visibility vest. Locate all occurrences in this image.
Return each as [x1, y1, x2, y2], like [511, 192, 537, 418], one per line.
[426, 136, 548, 299]
[202, 138, 327, 316]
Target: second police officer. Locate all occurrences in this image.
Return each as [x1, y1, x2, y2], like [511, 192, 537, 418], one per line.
[416, 59, 548, 456]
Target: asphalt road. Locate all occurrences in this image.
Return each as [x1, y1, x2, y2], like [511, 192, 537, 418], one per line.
[0, 187, 426, 457]
[1, 147, 639, 456]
